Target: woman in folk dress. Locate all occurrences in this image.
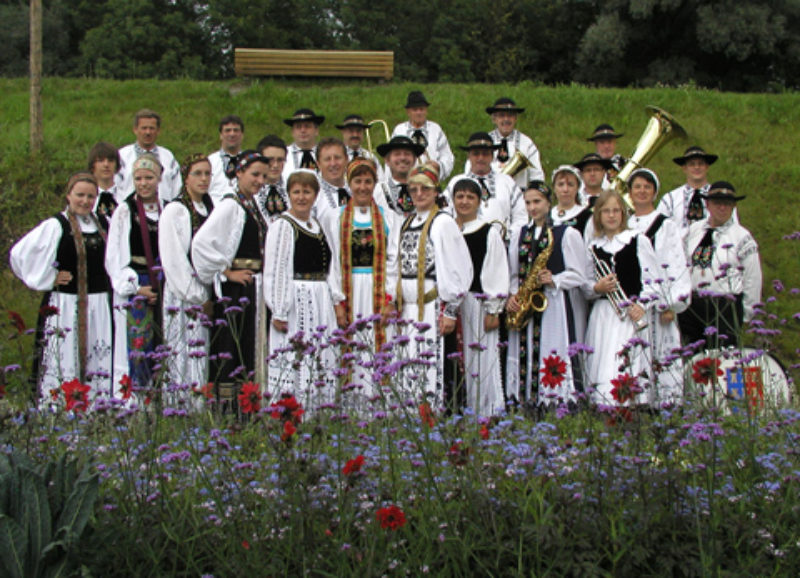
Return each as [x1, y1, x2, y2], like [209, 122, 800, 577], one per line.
[627, 168, 691, 406]
[10, 172, 113, 407]
[507, 181, 589, 408]
[384, 162, 472, 404]
[450, 177, 509, 415]
[264, 170, 345, 410]
[336, 158, 391, 406]
[159, 154, 215, 408]
[192, 151, 270, 409]
[584, 190, 659, 406]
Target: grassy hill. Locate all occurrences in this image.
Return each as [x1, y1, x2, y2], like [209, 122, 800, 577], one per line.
[0, 78, 798, 360]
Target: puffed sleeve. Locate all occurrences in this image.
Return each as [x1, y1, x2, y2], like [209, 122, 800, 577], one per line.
[434, 126, 455, 181]
[319, 214, 344, 304]
[159, 202, 208, 304]
[431, 215, 473, 318]
[263, 217, 296, 321]
[636, 233, 660, 309]
[519, 134, 545, 182]
[650, 219, 691, 314]
[507, 225, 523, 294]
[480, 224, 510, 315]
[551, 226, 588, 293]
[105, 202, 140, 296]
[9, 217, 62, 291]
[191, 198, 245, 286]
[738, 233, 762, 321]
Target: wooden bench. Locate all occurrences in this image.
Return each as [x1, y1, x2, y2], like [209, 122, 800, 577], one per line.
[234, 49, 394, 80]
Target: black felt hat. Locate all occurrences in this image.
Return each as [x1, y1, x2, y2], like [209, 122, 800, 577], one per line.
[404, 91, 431, 108]
[574, 152, 614, 171]
[672, 146, 718, 166]
[701, 180, 745, 201]
[587, 124, 624, 141]
[376, 136, 426, 158]
[486, 97, 525, 114]
[283, 108, 325, 127]
[458, 132, 500, 151]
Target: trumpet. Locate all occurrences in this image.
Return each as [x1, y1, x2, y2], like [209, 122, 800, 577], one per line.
[590, 247, 648, 332]
[365, 119, 391, 157]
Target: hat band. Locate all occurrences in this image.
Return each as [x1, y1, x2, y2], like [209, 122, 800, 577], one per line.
[593, 129, 616, 137]
[467, 139, 494, 148]
[708, 188, 736, 196]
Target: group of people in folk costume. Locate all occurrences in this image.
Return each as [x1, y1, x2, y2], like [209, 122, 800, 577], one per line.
[10, 93, 763, 415]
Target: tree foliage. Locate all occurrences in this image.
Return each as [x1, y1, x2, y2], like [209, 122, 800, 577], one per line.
[1, 0, 798, 90]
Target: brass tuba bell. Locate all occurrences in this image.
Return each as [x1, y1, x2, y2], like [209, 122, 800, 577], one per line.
[613, 106, 687, 208]
[365, 119, 391, 157]
[500, 150, 533, 178]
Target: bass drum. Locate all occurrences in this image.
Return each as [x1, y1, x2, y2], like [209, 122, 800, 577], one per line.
[686, 347, 794, 414]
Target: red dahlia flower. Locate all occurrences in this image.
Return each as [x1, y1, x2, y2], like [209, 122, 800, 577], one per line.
[610, 373, 641, 404]
[238, 382, 261, 414]
[343, 455, 365, 476]
[540, 354, 567, 389]
[61, 378, 90, 412]
[692, 357, 723, 385]
[375, 505, 406, 530]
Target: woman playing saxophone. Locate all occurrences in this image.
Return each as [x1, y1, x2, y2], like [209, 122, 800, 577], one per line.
[506, 181, 588, 408]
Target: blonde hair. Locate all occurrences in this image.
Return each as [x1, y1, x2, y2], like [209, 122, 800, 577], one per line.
[591, 189, 629, 237]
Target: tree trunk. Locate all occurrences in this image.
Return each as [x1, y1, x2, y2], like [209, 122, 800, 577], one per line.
[30, 0, 43, 154]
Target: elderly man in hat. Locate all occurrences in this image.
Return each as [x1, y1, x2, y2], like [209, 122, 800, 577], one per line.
[337, 114, 383, 182]
[444, 132, 526, 240]
[282, 108, 325, 179]
[391, 91, 454, 180]
[374, 136, 426, 227]
[657, 145, 737, 239]
[472, 97, 544, 188]
[116, 108, 182, 203]
[588, 123, 623, 160]
[208, 114, 245, 202]
[679, 181, 761, 347]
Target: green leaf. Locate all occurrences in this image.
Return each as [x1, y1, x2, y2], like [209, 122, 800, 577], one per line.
[21, 467, 52, 577]
[0, 514, 27, 578]
[54, 471, 99, 547]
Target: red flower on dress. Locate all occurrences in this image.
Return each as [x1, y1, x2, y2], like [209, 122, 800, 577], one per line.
[132, 336, 145, 350]
[343, 455, 365, 476]
[269, 394, 304, 424]
[692, 357, 723, 385]
[281, 420, 297, 442]
[238, 382, 261, 414]
[540, 355, 567, 389]
[375, 505, 406, 530]
[119, 374, 133, 400]
[8, 311, 25, 334]
[419, 402, 435, 428]
[610, 373, 641, 404]
[61, 378, 90, 412]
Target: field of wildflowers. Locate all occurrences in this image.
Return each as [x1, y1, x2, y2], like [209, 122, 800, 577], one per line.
[1, 273, 800, 577]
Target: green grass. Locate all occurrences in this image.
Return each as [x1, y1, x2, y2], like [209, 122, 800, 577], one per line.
[1, 77, 798, 358]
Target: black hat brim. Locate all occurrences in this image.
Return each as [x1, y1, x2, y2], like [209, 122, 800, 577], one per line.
[486, 106, 525, 114]
[377, 141, 426, 158]
[673, 153, 718, 166]
[283, 115, 325, 127]
[587, 133, 624, 141]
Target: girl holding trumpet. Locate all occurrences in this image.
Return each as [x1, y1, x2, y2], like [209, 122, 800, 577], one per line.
[584, 189, 659, 406]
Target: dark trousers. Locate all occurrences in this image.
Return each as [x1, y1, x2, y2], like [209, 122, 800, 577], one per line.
[678, 293, 744, 348]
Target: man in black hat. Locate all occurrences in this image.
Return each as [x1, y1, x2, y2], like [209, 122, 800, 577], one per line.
[374, 136, 425, 225]
[391, 91, 454, 180]
[679, 181, 761, 347]
[282, 108, 325, 179]
[587, 124, 623, 160]
[208, 114, 245, 202]
[444, 132, 526, 240]
[575, 152, 613, 207]
[478, 97, 544, 188]
[657, 145, 737, 240]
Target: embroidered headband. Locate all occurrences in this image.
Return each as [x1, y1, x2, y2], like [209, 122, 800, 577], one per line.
[346, 157, 377, 182]
[133, 153, 163, 178]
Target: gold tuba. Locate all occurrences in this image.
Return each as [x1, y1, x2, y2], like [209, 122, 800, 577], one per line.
[500, 150, 533, 178]
[507, 227, 553, 330]
[365, 119, 391, 157]
[613, 106, 687, 209]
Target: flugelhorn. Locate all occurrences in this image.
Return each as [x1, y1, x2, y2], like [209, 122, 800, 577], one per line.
[365, 119, 391, 157]
[613, 106, 687, 209]
[590, 247, 648, 332]
[500, 150, 533, 178]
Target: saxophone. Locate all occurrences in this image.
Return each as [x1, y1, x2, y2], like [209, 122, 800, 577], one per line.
[507, 227, 553, 330]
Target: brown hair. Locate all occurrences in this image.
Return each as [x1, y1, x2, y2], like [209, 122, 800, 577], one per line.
[316, 136, 347, 160]
[287, 170, 320, 195]
[65, 172, 98, 199]
[87, 142, 120, 172]
[592, 189, 629, 237]
[133, 108, 161, 128]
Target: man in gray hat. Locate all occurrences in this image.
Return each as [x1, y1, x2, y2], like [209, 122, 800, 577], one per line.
[444, 132, 526, 240]
[391, 91, 454, 180]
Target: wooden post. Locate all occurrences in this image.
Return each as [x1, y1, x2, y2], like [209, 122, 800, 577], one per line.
[30, 0, 43, 154]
